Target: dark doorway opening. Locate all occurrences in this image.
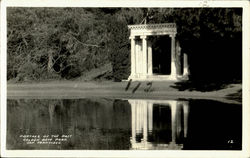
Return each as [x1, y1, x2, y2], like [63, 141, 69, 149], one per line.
[151, 36, 171, 75]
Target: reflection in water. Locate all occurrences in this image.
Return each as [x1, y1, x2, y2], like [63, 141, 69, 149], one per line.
[7, 98, 241, 150]
[129, 100, 188, 150]
[7, 99, 131, 150]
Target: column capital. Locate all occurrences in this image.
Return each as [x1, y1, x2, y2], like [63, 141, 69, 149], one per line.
[169, 34, 176, 38]
[140, 35, 147, 39]
[129, 36, 136, 39]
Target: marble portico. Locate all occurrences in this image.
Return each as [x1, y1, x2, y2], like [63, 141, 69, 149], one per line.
[128, 23, 189, 81]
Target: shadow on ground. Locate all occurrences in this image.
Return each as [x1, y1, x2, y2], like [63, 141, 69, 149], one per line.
[170, 80, 240, 92]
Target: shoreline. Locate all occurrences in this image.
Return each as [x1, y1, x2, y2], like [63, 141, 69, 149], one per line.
[7, 80, 242, 104]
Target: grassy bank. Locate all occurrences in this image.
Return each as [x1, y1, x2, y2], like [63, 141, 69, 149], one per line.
[7, 80, 242, 104]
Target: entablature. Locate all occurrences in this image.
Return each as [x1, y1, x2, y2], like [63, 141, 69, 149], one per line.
[128, 23, 177, 36]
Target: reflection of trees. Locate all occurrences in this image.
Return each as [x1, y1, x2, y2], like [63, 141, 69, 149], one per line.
[128, 99, 189, 150]
[7, 99, 132, 149]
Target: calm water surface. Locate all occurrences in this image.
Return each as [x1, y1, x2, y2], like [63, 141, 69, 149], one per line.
[7, 98, 242, 150]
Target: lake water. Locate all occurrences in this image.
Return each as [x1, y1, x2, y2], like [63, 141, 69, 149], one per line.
[7, 98, 242, 150]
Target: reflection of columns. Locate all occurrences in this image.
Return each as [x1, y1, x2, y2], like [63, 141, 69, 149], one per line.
[143, 103, 148, 142]
[135, 101, 144, 134]
[183, 52, 189, 77]
[171, 101, 177, 143]
[136, 101, 140, 133]
[131, 103, 136, 142]
[129, 100, 153, 144]
[140, 103, 143, 133]
[130, 36, 136, 75]
[147, 40, 153, 75]
[170, 34, 177, 78]
[183, 101, 189, 138]
[148, 103, 153, 133]
[129, 99, 189, 150]
[176, 103, 182, 140]
[141, 35, 148, 75]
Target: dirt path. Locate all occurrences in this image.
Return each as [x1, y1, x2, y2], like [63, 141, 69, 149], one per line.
[7, 80, 242, 104]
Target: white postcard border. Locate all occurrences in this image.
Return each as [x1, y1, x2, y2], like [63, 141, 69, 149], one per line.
[1, 0, 249, 157]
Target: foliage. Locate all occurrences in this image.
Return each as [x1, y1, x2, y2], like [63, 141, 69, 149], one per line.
[7, 8, 110, 81]
[7, 8, 242, 83]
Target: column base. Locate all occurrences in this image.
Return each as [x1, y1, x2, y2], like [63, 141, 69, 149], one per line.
[128, 74, 146, 80]
[183, 68, 189, 79]
[128, 74, 184, 81]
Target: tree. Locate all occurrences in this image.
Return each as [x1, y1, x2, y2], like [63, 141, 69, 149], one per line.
[7, 8, 112, 81]
[7, 8, 242, 85]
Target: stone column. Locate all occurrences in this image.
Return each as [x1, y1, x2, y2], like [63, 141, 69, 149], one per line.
[135, 41, 139, 74]
[147, 40, 153, 75]
[130, 36, 136, 76]
[141, 35, 148, 75]
[170, 34, 177, 78]
[176, 40, 182, 76]
[183, 52, 189, 77]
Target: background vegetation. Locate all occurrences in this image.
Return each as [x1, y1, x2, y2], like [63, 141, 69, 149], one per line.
[7, 8, 242, 85]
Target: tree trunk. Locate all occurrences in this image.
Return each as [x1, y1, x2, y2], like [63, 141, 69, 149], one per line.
[48, 50, 53, 73]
